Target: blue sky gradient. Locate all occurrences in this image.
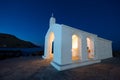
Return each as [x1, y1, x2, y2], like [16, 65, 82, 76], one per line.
[0, 0, 120, 50]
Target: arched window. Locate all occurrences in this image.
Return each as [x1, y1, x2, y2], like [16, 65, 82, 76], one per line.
[72, 35, 81, 61]
[87, 37, 94, 59]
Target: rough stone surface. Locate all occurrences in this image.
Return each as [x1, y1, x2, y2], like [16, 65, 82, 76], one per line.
[0, 56, 120, 80]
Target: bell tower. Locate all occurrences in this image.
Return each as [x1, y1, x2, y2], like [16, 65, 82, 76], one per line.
[49, 13, 56, 27]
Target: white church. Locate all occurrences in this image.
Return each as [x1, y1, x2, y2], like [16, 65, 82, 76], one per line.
[42, 14, 112, 71]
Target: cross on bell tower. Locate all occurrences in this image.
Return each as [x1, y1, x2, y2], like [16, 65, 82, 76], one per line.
[49, 13, 56, 27]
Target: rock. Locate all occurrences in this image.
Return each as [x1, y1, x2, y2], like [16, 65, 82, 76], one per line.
[0, 33, 39, 48]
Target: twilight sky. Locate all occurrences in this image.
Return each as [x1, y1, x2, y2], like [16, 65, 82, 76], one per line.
[0, 0, 120, 50]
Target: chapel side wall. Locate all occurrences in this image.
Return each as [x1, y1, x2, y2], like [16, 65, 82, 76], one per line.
[96, 38, 112, 60]
[60, 24, 99, 65]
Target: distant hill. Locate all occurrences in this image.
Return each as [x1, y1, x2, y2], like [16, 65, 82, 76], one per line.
[0, 33, 39, 48]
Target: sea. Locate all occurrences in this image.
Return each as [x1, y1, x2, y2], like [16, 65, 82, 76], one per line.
[0, 47, 43, 54]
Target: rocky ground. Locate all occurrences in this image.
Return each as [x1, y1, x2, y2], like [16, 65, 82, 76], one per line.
[0, 56, 120, 80]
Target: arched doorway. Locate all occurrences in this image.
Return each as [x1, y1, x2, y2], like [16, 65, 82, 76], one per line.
[48, 32, 55, 59]
[87, 37, 94, 59]
[72, 35, 81, 61]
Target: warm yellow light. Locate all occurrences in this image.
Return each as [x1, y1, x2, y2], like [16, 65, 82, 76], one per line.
[87, 37, 94, 59]
[72, 56, 79, 61]
[48, 32, 55, 59]
[50, 32, 54, 42]
[87, 37, 92, 53]
[72, 35, 78, 49]
[72, 35, 79, 61]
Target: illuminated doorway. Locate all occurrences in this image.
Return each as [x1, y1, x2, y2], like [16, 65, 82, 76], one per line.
[48, 32, 55, 59]
[87, 37, 94, 59]
[72, 35, 80, 61]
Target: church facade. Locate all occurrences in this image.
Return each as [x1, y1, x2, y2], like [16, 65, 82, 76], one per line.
[42, 15, 112, 71]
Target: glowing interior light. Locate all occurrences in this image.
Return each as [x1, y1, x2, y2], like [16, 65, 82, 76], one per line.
[50, 32, 54, 42]
[49, 32, 55, 58]
[87, 38, 91, 49]
[72, 35, 79, 61]
[72, 35, 78, 49]
[87, 37, 94, 59]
